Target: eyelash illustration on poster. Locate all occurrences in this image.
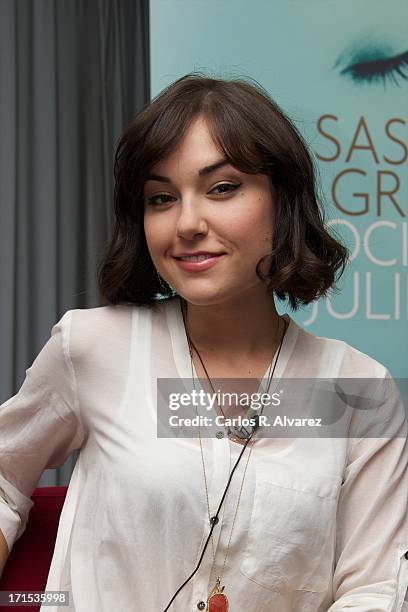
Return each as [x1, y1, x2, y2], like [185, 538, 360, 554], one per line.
[336, 45, 408, 85]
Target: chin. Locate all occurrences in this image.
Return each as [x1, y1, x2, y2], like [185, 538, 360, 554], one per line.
[177, 288, 235, 307]
[178, 295, 222, 307]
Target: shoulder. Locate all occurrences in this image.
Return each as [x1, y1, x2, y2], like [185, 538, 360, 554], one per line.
[60, 304, 133, 338]
[69, 303, 133, 327]
[291, 320, 389, 378]
[294, 324, 408, 440]
[61, 305, 135, 363]
[64, 302, 166, 363]
[67, 302, 164, 327]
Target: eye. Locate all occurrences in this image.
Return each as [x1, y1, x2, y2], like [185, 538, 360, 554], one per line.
[146, 193, 174, 206]
[146, 183, 241, 206]
[340, 49, 408, 86]
[210, 182, 241, 195]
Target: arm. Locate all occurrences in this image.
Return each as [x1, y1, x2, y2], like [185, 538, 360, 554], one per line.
[0, 528, 8, 577]
[328, 372, 408, 611]
[0, 311, 86, 558]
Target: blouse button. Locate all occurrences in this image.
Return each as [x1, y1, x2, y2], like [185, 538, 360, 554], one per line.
[197, 601, 206, 610]
[404, 551, 408, 560]
[216, 431, 224, 439]
[210, 516, 219, 525]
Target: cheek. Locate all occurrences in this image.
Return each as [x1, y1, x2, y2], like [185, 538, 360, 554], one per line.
[143, 216, 167, 252]
[227, 201, 273, 243]
[143, 215, 151, 243]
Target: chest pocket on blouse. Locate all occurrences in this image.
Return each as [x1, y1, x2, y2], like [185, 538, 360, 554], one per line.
[239, 461, 341, 593]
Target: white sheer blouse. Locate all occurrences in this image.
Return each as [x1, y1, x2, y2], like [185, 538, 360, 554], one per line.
[0, 296, 407, 611]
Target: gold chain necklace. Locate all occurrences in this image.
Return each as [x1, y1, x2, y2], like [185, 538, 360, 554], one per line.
[197, 425, 254, 611]
[180, 299, 288, 611]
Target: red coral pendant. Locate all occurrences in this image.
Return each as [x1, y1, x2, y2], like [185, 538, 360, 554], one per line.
[207, 578, 229, 612]
[208, 592, 229, 612]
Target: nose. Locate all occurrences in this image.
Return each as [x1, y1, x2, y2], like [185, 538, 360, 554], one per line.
[176, 200, 209, 240]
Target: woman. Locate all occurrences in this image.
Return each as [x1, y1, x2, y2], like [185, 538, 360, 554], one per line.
[0, 73, 407, 612]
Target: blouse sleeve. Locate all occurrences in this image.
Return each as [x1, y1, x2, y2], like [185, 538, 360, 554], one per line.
[0, 310, 86, 553]
[328, 370, 408, 611]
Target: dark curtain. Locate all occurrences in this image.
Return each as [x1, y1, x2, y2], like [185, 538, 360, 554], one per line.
[0, 0, 150, 484]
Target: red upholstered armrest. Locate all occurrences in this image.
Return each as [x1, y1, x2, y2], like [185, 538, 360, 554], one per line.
[0, 487, 68, 612]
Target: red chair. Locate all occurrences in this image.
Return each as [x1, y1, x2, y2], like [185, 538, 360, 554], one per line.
[0, 487, 68, 612]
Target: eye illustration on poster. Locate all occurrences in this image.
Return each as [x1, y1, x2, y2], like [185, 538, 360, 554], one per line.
[150, 0, 407, 376]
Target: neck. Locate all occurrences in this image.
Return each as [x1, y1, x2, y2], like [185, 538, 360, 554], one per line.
[180, 291, 282, 358]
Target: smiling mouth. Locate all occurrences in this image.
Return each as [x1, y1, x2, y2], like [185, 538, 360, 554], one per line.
[175, 254, 220, 262]
[173, 253, 226, 271]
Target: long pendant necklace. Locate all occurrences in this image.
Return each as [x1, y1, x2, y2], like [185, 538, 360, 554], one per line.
[180, 299, 288, 611]
[199, 427, 253, 612]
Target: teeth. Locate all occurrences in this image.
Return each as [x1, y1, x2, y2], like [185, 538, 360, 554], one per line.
[180, 254, 215, 262]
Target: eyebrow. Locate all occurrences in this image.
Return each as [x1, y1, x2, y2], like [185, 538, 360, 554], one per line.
[145, 158, 232, 183]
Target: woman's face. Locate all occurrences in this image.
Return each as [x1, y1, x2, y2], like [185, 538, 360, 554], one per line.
[143, 115, 275, 306]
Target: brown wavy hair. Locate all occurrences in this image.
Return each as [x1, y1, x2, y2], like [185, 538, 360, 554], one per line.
[97, 72, 349, 310]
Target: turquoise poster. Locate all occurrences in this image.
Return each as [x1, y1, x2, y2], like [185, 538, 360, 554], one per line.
[150, 0, 407, 377]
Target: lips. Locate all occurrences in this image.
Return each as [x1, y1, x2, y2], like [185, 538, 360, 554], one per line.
[176, 254, 217, 262]
[173, 252, 225, 258]
[174, 253, 225, 272]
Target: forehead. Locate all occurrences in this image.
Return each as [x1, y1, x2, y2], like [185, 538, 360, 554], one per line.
[152, 116, 222, 171]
